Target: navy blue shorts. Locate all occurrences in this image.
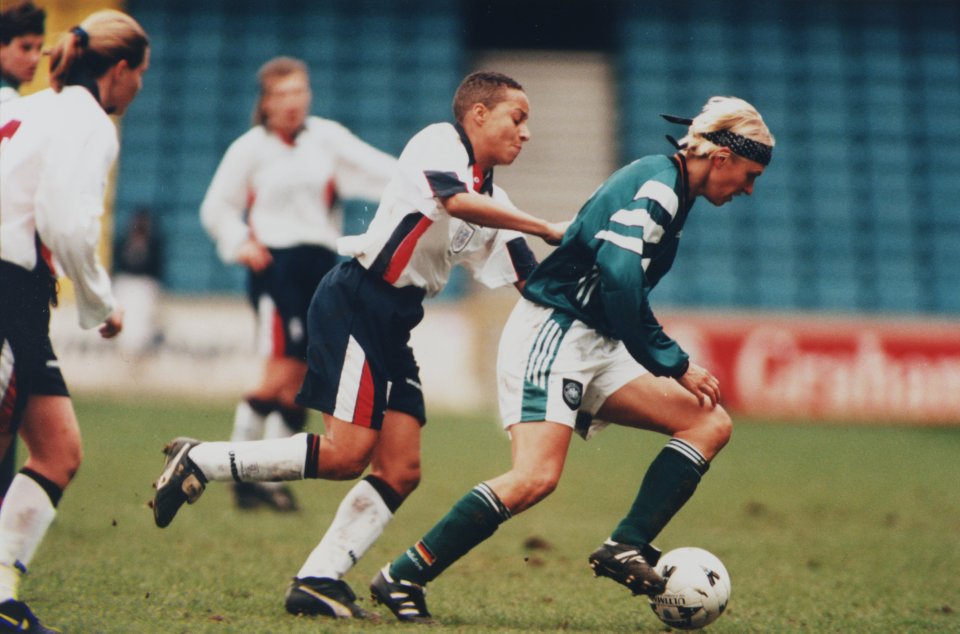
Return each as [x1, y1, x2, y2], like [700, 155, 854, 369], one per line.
[0, 261, 69, 435]
[296, 259, 427, 429]
[248, 245, 338, 360]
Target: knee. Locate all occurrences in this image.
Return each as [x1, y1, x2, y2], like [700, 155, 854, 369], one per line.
[67, 443, 83, 477]
[706, 406, 733, 453]
[60, 436, 83, 482]
[515, 471, 560, 507]
[24, 439, 82, 487]
[376, 470, 420, 499]
[393, 469, 420, 498]
[372, 457, 421, 498]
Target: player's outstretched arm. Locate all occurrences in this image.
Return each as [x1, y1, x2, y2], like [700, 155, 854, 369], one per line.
[443, 191, 565, 245]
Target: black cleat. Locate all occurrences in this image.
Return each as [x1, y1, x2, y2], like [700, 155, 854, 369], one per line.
[285, 577, 376, 619]
[153, 437, 207, 528]
[370, 565, 434, 624]
[589, 539, 665, 596]
[0, 599, 61, 633]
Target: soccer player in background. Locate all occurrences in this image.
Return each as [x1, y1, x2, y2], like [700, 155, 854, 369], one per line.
[0, 0, 44, 103]
[0, 10, 149, 631]
[371, 96, 774, 624]
[200, 56, 397, 512]
[153, 71, 566, 619]
[0, 0, 45, 511]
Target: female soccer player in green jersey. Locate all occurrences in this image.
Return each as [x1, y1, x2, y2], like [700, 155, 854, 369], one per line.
[372, 96, 775, 624]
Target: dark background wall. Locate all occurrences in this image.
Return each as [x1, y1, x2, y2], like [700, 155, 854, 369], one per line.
[116, 0, 960, 316]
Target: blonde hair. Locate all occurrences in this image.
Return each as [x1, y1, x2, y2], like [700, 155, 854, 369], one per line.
[47, 9, 148, 92]
[252, 56, 309, 126]
[679, 96, 774, 161]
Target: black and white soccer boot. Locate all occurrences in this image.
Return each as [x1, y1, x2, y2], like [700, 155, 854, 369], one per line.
[152, 437, 207, 528]
[284, 577, 376, 619]
[588, 539, 666, 596]
[370, 565, 434, 624]
[0, 599, 61, 633]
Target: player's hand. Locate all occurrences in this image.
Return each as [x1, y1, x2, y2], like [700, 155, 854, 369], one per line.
[236, 239, 273, 273]
[99, 306, 124, 339]
[542, 220, 570, 246]
[677, 362, 721, 408]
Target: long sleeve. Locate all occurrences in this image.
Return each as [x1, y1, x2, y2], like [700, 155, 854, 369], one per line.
[200, 136, 254, 263]
[33, 112, 118, 329]
[593, 189, 689, 377]
[326, 121, 397, 201]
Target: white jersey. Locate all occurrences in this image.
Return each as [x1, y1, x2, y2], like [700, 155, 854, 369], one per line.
[338, 122, 537, 296]
[0, 86, 118, 329]
[200, 116, 397, 262]
[0, 86, 19, 103]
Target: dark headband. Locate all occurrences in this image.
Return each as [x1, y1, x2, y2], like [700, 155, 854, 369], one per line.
[660, 113, 772, 166]
[71, 25, 89, 48]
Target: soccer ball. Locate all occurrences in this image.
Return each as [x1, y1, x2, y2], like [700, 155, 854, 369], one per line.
[648, 547, 731, 630]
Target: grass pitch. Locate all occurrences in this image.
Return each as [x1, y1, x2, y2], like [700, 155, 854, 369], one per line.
[18, 396, 960, 633]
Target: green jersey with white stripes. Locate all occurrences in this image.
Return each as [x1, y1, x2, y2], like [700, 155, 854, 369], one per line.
[521, 154, 693, 378]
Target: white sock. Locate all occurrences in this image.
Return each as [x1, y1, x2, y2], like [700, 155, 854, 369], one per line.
[0, 474, 57, 601]
[187, 433, 309, 482]
[263, 411, 295, 440]
[258, 412, 297, 492]
[230, 401, 267, 442]
[296, 479, 393, 580]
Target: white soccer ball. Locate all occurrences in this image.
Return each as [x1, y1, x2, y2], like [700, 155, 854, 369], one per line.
[648, 547, 731, 630]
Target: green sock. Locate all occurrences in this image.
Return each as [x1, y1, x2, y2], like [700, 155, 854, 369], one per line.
[390, 482, 511, 585]
[611, 438, 709, 547]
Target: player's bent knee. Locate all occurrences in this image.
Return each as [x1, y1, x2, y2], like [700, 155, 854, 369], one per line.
[391, 472, 420, 498]
[397, 469, 421, 497]
[518, 472, 560, 506]
[372, 463, 421, 498]
[706, 407, 733, 452]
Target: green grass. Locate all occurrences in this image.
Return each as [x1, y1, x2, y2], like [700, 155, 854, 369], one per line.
[17, 396, 960, 633]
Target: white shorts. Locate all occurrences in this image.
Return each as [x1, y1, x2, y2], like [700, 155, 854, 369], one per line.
[497, 297, 648, 439]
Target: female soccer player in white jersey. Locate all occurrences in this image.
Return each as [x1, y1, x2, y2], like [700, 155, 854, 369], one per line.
[0, 0, 46, 514]
[153, 71, 566, 619]
[200, 57, 397, 512]
[0, 10, 149, 632]
[372, 97, 775, 624]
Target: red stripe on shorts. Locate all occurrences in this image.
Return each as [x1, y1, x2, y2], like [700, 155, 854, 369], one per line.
[0, 373, 17, 435]
[271, 309, 285, 358]
[353, 359, 375, 428]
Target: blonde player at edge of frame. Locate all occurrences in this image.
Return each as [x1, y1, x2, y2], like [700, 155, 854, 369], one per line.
[0, 10, 149, 633]
[371, 96, 774, 624]
[0, 0, 46, 512]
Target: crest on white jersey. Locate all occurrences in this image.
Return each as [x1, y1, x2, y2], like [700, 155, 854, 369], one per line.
[450, 221, 476, 253]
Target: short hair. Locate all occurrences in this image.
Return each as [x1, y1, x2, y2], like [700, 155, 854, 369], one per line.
[678, 96, 775, 160]
[452, 71, 523, 124]
[47, 9, 149, 92]
[0, 1, 45, 44]
[252, 56, 309, 126]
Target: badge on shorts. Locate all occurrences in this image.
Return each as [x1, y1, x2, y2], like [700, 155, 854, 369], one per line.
[562, 378, 583, 410]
